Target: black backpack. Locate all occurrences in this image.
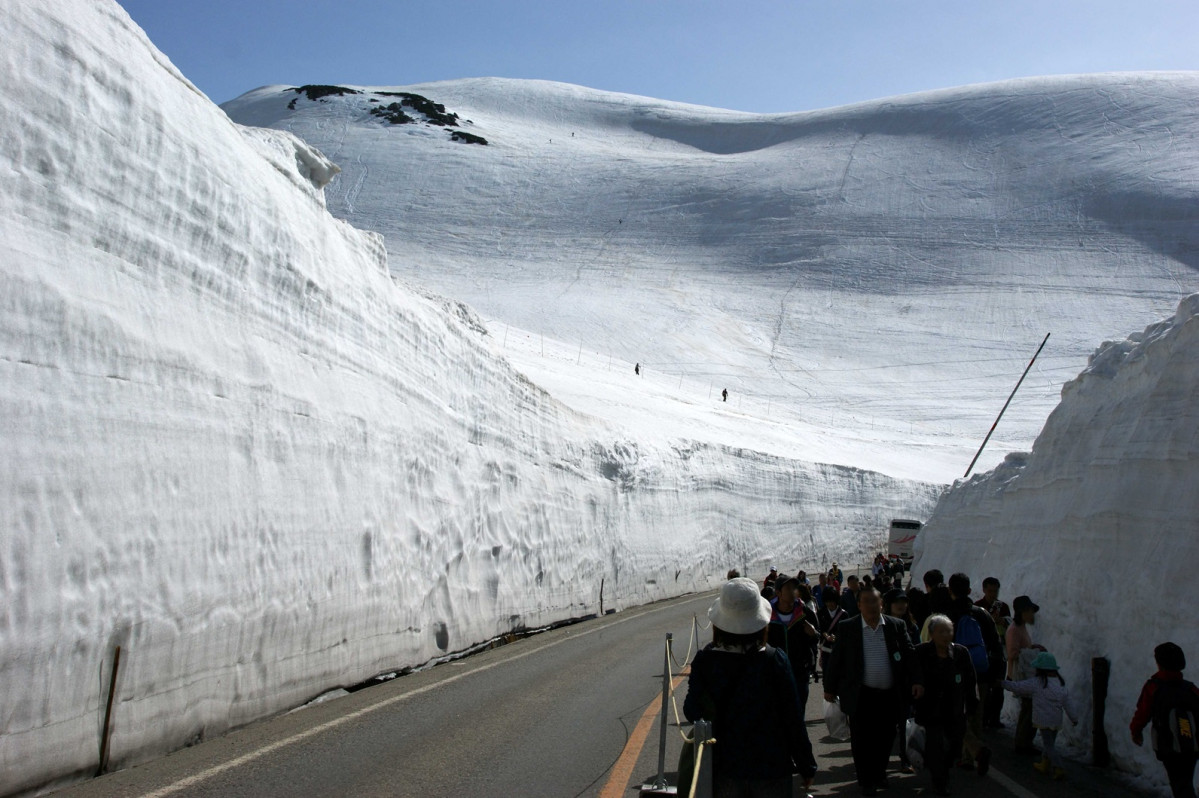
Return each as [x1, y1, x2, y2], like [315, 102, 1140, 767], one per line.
[1151, 678, 1199, 756]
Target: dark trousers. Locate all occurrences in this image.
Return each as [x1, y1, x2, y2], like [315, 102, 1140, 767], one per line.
[1162, 754, 1198, 798]
[1015, 697, 1036, 750]
[790, 674, 818, 777]
[897, 702, 913, 767]
[850, 686, 901, 788]
[924, 723, 965, 792]
[982, 677, 1004, 726]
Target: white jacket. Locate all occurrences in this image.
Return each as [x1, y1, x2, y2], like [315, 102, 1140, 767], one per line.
[1002, 676, 1078, 729]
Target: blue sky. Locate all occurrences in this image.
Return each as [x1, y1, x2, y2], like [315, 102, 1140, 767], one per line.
[120, 1, 1199, 112]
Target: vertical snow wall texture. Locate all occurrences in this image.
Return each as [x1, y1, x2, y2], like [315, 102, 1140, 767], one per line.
[0, 2, 938, 792]
[914, 293, 1199, 794]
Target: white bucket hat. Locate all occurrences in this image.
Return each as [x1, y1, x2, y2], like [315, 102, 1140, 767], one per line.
[708, 577, 772, 635]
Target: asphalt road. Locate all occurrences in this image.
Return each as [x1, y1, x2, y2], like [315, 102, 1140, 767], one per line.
[52, 592, 715, 798]
[53, 587, 1158, 798]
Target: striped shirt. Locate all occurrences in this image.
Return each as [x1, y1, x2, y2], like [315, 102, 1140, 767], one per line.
[861, 617, 894, 690]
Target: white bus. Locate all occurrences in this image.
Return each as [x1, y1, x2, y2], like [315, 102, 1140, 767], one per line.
[888, 519, 923, 565]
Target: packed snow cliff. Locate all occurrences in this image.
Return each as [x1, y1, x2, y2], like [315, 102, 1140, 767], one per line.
[914, 293, 1199, 795]
[223, 72, 1199, 483]
[0, 2, 936, 794]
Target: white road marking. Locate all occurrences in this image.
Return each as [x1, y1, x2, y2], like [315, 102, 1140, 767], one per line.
[140, 595, 709, 797]
[989, 764, 1041, 798]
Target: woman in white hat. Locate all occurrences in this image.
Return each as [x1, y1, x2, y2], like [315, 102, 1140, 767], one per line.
[684, 578, 817, 798]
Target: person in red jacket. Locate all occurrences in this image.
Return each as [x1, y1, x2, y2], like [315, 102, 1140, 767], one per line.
[1131, 642, 1199, 798]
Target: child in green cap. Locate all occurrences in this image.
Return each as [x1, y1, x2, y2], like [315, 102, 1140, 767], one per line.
[1002, 651, 1078, 780]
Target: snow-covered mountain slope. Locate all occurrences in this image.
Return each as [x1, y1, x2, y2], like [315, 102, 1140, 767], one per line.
[914, 293, 1199, 794]
[223, 73, 1199, 483]
[0, 2, 937, 793]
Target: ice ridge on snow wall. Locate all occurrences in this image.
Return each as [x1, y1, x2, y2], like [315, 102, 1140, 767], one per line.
[914, 293, 1199, 794]
[0, 2, 937, 793]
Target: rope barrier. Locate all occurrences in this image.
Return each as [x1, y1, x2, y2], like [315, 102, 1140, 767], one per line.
[652, 620, 717, 795]
[688, 728, 716, 798]
[669, 614, 700, 670]
[665, 633, 694, 743]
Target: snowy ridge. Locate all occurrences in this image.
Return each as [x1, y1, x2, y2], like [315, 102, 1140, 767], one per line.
[913, 293, 1199, 794]
[223, 72, 1199, 483]
[0, 2, 936, 794]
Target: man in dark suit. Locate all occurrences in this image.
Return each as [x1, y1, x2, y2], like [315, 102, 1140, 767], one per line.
[824, 587, 924, 796]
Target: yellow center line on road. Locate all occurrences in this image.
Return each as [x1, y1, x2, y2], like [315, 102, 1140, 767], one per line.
[599, 671, 689, 798]
[137, 594, 712, 798]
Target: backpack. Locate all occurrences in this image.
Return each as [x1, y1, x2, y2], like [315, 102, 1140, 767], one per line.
[1151, 678, 1199, 756]
[954, 612, 990, 676]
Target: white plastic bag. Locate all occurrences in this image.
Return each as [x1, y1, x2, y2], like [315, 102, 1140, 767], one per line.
[905, 718, 926, 772]
[823, 699, 851, 741]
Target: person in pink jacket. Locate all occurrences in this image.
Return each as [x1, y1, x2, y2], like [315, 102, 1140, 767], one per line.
[1005, 595, 1046, 754]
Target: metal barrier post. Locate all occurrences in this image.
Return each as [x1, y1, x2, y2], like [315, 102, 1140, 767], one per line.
[652, 633, 672, 789]
[642, 633, 680, 796]
[691, 720, 713, 798]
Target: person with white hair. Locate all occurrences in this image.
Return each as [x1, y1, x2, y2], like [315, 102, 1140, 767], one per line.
[684, 577, 817, 798]
[913, 614, 980, 796]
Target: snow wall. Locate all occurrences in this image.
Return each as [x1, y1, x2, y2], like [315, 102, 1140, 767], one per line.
[914, 294, 1199, 795]
[0, 2, 937, 793]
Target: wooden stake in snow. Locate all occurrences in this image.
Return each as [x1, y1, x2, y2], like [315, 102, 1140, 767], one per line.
[964, 332, 1050, 478]
[97, 645, 121, 776]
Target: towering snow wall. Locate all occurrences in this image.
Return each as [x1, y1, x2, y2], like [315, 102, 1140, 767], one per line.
[0, 2, 937, 793]
[914, 294, 1199, 793]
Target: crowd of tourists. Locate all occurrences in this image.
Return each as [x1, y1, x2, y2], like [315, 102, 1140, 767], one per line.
[683, 560, 1199, 798]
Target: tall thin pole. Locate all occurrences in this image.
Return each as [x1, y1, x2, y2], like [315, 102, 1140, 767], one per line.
[97, 645, 122, 776]
[652, 633, 673, 790]
[964, 332, 1050, 478]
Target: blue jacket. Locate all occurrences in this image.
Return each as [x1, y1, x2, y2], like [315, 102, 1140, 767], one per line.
[684, 644, 817, 781]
